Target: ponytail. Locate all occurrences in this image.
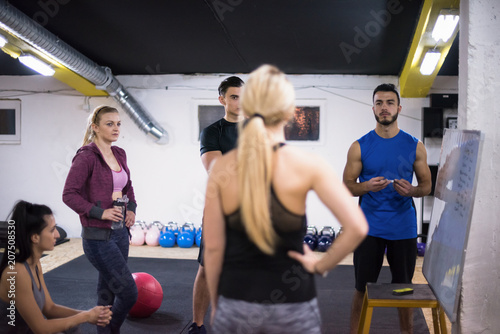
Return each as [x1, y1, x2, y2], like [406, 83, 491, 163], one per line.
[0, 201, 52, 274]
[237, 65, 296, 255]
[82, 113, 95, 146]
[237, 115, 276, 255]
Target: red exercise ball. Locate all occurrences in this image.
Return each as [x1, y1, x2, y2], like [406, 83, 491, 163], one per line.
[128, 272, 163, 318]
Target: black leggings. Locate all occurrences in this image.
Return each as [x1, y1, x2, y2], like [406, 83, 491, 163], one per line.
[83, 228, 138, 332]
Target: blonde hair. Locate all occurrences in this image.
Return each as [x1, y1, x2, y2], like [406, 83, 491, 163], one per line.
[82, 106, 119, 146]
[237, 65, 296, 255]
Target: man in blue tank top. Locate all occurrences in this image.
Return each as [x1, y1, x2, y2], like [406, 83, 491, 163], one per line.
[343, 83, 432, 334]
[189, 76, 244, 334]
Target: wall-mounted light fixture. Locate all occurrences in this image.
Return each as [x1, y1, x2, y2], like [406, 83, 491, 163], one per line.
[399, 0, 460, 97]
[0, 34, 7, 47]
[432, 10, 459, 43]
[18, 54, 55, 76]
[420, 51, 442, 75]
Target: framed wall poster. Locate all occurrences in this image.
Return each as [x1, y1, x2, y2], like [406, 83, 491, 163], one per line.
[284, 100, 326, 144]
[194, 99, 325, 144]
[198, 105, 225, 139]
[0, 99, 21, 144]
[194, 99, 225, 141]
[285, 105, 320, 141]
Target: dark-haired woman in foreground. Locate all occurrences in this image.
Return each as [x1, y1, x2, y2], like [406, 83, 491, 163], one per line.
[0, 200, 112, 333]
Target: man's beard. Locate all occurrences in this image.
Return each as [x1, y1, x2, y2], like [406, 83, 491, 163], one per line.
[375, 113, 398, 126]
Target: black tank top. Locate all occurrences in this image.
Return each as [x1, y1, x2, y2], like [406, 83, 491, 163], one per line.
[218, 187, 316, 303]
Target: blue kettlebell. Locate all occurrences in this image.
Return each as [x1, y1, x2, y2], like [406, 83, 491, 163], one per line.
[303, 225, 318, 251]
[159, 230, 176, 248]
[316, 226, 335, 252]
[182, 222, 196, 239]
[417, 242, 426, 256]
[316, 235, 332, 252]
[195, 227, 202, 247]
[177, 230, 194, 248]
[167, 221, 179, 236]
[304, 234, 317, 251]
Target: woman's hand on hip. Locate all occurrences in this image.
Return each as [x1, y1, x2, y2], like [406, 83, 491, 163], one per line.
[125, 211, 136, 228]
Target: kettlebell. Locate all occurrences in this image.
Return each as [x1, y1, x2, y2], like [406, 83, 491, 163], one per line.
[159, 230, 176, 248]
[130, 222, 145, 246]
[316, 226, 335, 252]
[181, 222, 196, 239]
[177, 228, 194, 248]
[166, 221, 179, 236]
[303, 225, 318, 251]
[145, 221, 163, 246]
[417, 242, 426, 256]
[195, 227, 202, 247]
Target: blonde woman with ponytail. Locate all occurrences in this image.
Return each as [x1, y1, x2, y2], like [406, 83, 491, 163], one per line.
[203, 65, 368, 333]
[63, 106, 138, 333]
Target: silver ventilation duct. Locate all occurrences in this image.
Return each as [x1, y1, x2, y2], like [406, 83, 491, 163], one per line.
[0, 0, 168, 144]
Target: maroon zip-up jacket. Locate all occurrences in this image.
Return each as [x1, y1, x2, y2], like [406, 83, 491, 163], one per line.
[63, 142, 137, 229]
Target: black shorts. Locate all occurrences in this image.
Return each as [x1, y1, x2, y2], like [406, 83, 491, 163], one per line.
[353, 235, 417, 292]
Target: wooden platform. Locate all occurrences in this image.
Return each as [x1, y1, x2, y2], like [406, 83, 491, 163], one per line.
[358, 283, 448, 334]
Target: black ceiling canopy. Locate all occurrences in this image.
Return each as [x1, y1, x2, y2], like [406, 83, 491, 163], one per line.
[0, 0, 458, 77]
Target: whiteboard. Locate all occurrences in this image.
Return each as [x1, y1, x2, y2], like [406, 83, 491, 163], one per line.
[423, 129, 483, 322]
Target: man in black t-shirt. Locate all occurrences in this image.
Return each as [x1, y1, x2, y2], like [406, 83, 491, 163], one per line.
[199, 117, 238, 161]
[189, 76, 244, 334]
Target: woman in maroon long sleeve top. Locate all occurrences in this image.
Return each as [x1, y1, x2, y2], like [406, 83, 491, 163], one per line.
[63, 106, 138, 334]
